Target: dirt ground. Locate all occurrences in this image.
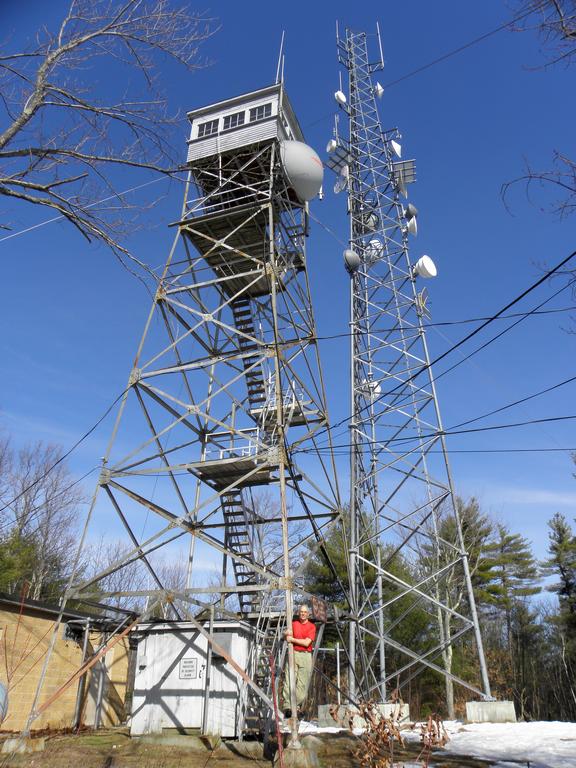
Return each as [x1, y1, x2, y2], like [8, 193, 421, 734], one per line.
[0, 729, 351, 768]
[0, 728, 495, 767]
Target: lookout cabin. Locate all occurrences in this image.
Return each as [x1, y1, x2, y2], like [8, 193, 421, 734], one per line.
[186, 83, 304, 164]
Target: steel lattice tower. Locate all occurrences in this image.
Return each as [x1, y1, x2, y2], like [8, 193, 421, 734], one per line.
[25, 84, 341, 741]
[328, 28, 492, 704]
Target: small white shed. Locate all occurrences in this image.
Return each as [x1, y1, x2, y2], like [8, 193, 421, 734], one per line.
[130, 620, 251, 738]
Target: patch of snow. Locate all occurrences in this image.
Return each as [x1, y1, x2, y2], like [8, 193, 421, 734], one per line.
[283, 718, 576, 768]
[405, 720, 576, 768]
[298, 721, 344, 735]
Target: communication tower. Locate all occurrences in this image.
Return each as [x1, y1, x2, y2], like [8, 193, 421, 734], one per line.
[26, 83, 341, 742]
[327, 27, 492, 705]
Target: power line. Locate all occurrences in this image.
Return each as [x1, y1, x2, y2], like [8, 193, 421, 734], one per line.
[297, 414, 576, 453]
[322, 278, 572, 449]
[0, 466, 99, 540]
[0, 177, 170, 244]
[0, 390, 127, 515]
[304, 4, 543, 130]
[450, 374, 576, 431]
[382, 4, 541, 89]
[314, 305, 576, 341]
[326, 447, 576, 456]
[312, 249, 576, 445]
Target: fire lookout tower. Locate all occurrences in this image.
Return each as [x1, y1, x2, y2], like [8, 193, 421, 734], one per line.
[38, 83, 343, 740]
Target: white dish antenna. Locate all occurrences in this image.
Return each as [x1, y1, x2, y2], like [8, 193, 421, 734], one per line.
[362, 211, 379, 232]
[335, 90, 347, 105]
[391, 140, 402, 158]
[362, 378, 382, 399]
[365, 238, 383, 262]
[413, 255, 437, 279]
[279, 141, 324, 202]
[333, 164, 349, 194]
[374, 82, 384, 99]
[344, 248, 361, 273]
[404, 202, 418, 220]
[326, 138, 338, 153]
[406, 217, 417, 236]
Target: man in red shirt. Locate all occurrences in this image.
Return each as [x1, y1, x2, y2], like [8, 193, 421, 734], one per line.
[282, 604, 316, 716]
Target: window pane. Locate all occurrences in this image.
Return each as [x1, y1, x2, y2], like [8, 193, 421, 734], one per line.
[198, 119, 218, 138]
[223, 111, 245, 130]
[249, 103, 272, 122]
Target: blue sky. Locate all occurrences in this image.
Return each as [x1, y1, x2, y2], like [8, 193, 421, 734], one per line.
[1, 1, 575, 562]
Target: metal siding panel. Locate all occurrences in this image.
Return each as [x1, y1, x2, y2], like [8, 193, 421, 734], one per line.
[187, 136, 218, 162]
[187, 121, 278, 163]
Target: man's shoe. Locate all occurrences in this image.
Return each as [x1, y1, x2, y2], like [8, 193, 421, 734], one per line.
[283, 708, 292, 718]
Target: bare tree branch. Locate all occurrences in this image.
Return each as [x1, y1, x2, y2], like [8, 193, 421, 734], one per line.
[505, 1, 576, 246]
[502, 151, 576, 218]
[512, 0, 576, 65]
[0, 0, 218, 274]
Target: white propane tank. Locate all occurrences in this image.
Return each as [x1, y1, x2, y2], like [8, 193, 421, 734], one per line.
[280, 141, 324, 202]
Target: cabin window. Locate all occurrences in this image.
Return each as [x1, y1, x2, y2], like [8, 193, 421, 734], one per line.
[250, 103, 272, 122]
[197, 119, 218, 138]
[223, 111, 245, 130]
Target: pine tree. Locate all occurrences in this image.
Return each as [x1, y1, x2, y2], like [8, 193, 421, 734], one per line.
[301, 515, 432, 705]
[541, 513, 576, 653]
[486, 525, 541, 650]
[420, 497, 494, 718]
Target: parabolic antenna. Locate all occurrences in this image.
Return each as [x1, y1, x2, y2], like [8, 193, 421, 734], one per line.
[361, 211, 379, 232]
[391, 140, 402, 158]
[326, 138, 338, 153]
[413, 255, 437, 279]
[334, 165, 349, 194]
[365, 238, 383, 262]
[280, 141, 324, 202]
[344, 248, 361, 273]
[362, 378, 382, 399]
[406, 217, 418, 236]
[335, 90, 347, 105]
[374, 82, 384, 99]
[404, 203, 418, 220]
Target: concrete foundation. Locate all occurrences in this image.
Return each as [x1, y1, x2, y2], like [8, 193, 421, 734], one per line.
[274, 744, 319, 767]
[317, 702, 410, 729]
[466, 700, 517, 723]
[134, 733, 207, 749]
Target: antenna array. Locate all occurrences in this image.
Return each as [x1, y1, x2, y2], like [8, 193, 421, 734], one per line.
[329, 26, 492, 705]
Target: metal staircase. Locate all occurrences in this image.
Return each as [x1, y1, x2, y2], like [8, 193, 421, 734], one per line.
[231, 298, 267, 413]
[221, 489, 262, 616]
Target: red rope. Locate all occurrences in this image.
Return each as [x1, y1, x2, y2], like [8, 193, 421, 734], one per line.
[270, 653, 285, 768]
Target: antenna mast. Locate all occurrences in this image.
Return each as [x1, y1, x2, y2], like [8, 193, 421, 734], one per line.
[329, 27, 492, 706]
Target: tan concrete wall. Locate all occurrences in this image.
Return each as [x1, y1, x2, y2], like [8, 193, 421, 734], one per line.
[0, 605, 130, 732]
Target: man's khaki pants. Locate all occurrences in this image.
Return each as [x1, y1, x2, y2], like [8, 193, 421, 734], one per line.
[282, 651, 313, 708]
